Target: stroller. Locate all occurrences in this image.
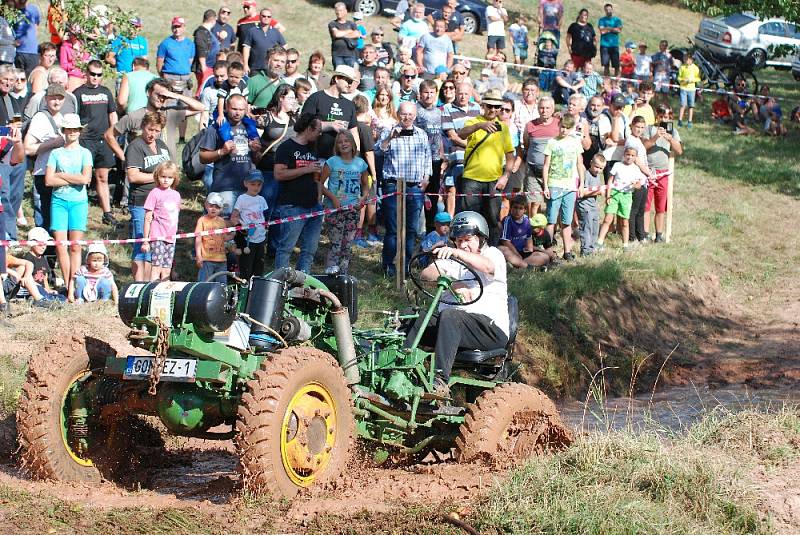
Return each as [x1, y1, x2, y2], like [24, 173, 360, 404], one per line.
[533, 31, 559, 92]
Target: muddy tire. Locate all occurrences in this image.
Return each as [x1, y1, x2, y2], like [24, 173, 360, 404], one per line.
[17, 337, 103, 482]
[236, 347, 354, 497]
[455, 383, 573, 463]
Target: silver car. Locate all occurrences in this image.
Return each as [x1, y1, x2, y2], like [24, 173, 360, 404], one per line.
[694, 13, 800, 69]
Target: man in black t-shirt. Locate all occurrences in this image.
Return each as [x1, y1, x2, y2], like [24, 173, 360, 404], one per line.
[272, 114, 324, 273]
[301, 64, 359, 159]
[73, 60, 118, 226]
[328, 3, 361, 68]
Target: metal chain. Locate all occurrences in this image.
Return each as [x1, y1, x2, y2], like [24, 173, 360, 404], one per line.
[147, 317, 170, 396]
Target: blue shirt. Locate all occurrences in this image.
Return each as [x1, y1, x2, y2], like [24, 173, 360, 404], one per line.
[598, 16, 622, 48]
[13, 5, 40, 54]
[500, 214, 532, 253]
[112, 35, 149, 73]
[241, 25, 285, 71]
[324, 156, 367, 207]
[213, 21, 235, 50]
[157, 36, 195, 75]
[47, 146, 93, 202]
[421, 230, 448, 252]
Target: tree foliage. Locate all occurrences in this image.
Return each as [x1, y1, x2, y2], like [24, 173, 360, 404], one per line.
[682, 0, 800, 25]
[56, 0, 138, 64]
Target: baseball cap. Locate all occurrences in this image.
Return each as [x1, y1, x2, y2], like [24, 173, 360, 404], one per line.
[171, 16, 185, 27]
[611, 94, 626, 108]
[625, 40, 635, 49]
[130, 17, 143, 27]
[206, 192, 225, 207]
[434, 212, 452, 224]
[434, 65, 449, 75]
[531, 213, 548, 228]
[45, 84, 67, 98]
[353, 11, 364, 20]
[245, 169, 264, 182]
[243, 0, 257, 6]
[480, 68, 492, 76]
[28, 227, 52, 243]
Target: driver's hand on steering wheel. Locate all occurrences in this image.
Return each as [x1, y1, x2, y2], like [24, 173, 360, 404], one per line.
[432, 245, 460, 260]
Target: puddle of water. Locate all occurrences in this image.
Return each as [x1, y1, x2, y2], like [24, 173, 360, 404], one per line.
[558, 384, 800, 434]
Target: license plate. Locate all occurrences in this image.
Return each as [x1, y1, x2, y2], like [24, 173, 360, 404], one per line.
[123, 356, 197, 382]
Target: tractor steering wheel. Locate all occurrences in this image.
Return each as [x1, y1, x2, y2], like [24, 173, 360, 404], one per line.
[407, 251, 484, 307]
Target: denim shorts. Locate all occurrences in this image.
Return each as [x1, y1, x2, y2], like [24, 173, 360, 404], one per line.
[546, 188, 576, 226]
[129, 205, 151, 262]
[680, 89, 696, 108]
[512, 44, 528, 60]
[50, 196, 88, 232]
[487, 35, 506, 50]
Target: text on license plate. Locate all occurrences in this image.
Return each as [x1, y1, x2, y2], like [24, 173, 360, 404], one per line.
[123, 357, 197, 382]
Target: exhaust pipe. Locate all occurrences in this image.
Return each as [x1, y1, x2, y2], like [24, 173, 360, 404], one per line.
[321, 290, 360, 386]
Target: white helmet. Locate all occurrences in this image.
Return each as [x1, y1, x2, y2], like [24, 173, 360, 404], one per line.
[86, 243, 109, 264]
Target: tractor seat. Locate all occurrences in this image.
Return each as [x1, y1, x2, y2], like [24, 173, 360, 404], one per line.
[454, 296, 519, 364]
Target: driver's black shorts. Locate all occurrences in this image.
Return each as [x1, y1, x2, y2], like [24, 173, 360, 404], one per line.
[601, 46, 620, 68]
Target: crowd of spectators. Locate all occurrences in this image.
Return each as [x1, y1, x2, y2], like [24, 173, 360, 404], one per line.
[0, 0, 795, 318]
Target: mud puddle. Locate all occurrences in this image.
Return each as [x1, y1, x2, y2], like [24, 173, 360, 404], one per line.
[559, 384, 800, 433]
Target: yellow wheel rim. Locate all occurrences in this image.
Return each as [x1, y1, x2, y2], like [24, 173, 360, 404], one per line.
[60, 370, 94, 467]
[280, 382, 338, 487]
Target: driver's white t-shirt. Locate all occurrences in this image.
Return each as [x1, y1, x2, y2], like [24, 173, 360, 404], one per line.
[438, 246, 510, 337]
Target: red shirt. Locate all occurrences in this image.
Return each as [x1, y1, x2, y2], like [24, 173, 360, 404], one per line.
[712, 99, 731, 119]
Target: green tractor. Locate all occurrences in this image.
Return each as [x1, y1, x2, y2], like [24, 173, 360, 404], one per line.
[17, 257, 572, 497]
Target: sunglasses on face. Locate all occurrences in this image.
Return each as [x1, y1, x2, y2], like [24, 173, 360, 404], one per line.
[485, 104, 502, 110]
[453, 71, 466, 75]
[402, 74, 416, 79]
[221, 9, 230, 14]
[88, 71, 103, 77]
[287, 59, 298, 64]
[373, 33, 384, 36]
[443, 85, 455, 90]
[501, 108, 513, 113]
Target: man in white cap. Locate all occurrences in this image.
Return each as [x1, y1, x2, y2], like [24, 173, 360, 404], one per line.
[300, 64, 359, 158]
[457, 88, 515, 245]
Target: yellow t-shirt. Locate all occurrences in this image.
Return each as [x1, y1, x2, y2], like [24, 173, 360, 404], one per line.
[462, 116, 515, 182]
[195, 215, 228, 263]
[678, 63, 701, 91]
[623, 103, 656, 126]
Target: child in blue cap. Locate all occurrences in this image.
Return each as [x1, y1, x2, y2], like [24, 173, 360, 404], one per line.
[420, 211, 452, 252]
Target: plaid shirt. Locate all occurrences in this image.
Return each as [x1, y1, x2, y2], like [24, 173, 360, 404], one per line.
[375, 125, 432, 183]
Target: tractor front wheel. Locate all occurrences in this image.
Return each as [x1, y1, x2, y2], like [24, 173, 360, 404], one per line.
[237, 347, 354, 497]
[455, 383, 573, 463]
[17, 337, 103, 482]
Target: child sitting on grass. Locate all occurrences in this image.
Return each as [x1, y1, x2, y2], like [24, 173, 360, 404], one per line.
[20, 227, 64, 302]
[711, 88, 733, 125]
[3, 252, 61, 309]
[499, 197, 554, 269]
[577, 154, 606, 256]
[231, 170, 268, 279]
[74, 244, 118, 304]
[596, 146, 644, 251]
[420, 211, 451, 252]
[321, 131, 369, 274]
[195, 192, 233, 281]
[142, 161, 182, 281]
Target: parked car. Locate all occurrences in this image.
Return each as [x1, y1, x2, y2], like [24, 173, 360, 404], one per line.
[346, 0, 488, 35]
[694, 12, 800, 69]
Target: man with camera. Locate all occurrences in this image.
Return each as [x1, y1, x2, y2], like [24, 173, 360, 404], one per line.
[375, 101, 431, 277]
[457, 89, 515, 246]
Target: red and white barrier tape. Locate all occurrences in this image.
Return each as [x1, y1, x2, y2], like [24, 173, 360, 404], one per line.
[2, 170, 671, 247]
[2, 192, 395, 248]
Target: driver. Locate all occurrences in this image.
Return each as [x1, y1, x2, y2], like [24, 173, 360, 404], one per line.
[404, 211, 510, 398]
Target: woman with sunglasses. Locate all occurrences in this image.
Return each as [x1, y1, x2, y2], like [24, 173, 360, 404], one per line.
[437, 78, 457, 107]
[257, 84, 297, 217]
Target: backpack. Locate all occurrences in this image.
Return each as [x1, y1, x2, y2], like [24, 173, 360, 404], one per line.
[181, 128, 207, 181]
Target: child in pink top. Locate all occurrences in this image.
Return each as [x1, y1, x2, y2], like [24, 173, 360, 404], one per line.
[142, 161, 182, 281]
